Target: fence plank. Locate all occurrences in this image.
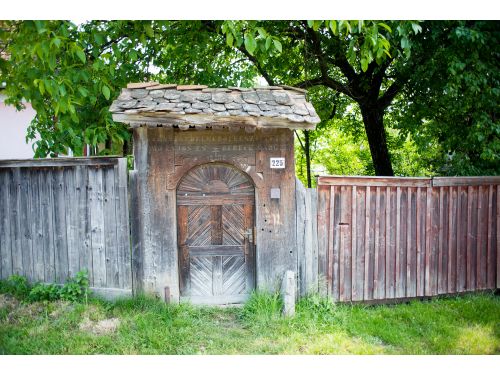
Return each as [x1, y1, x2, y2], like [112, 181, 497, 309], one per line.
[0, 172, 12, 279]
[363, 186, 371, 301]
[407, 188, 417, 297]
[458, 186, 468, 292]
[339, 185, 352, 301]
[388, 187, 397, 298]
[424, 186, 432, 296]
[377, 188, 386, 300]
[116, 158, 131, 289]
[395, 187, 403, 297]
[20, 168, 34, 282]
[448, 186, 457, 294]
[353, 186, 364, 301]
[317, 185, 329, 296]
[430, 187, 440, 296]
[295, 178, 306, 296]
[385, 186, 393, 299]
[416, 187, 423, 296]
[103, 166, 119, 288]
[480, 186, 489, 289]
[0, 172, 10, 278]
[31, 169, 45, 282]
[310, 188, 319, 295]
[486, 185, 494, 289]
[10, 168, 22, 276]
[41, 169, 56, 283]
[53, 168, 69, 283]
[75, 166, 92, 283]
[331, 187, 340, 301]
[497, 185, 500, 289]
[89, 167, 107, 287]
[64, 167, 79, 278]
[351, 186, 366, 301]
[129, 170, 143, 294]
[328, 186, 335, 298]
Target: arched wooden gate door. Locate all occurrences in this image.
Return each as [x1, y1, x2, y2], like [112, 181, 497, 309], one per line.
[177, 163, 255, 304]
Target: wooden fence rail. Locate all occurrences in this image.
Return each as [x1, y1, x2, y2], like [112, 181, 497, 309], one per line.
[311, 176, 500, 302]
[0, 157, 131, 299]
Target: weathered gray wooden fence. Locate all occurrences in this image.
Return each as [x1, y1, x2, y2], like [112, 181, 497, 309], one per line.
[0, 157, 131, 299]
[296, 176, 500, 302]
[1, 158, 498, 304]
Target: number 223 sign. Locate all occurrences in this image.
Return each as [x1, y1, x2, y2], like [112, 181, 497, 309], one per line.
[270, 157, 285, 169]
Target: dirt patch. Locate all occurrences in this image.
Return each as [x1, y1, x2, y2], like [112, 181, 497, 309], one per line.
[79, 317, 121, 335]
[0, 294, 20, 310]
[49, 300, 74, 319]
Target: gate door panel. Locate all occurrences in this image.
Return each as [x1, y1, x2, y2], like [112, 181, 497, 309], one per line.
[177, 164, 255, 304]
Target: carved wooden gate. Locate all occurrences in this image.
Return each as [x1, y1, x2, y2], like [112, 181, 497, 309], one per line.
[177, 163, 255, 304]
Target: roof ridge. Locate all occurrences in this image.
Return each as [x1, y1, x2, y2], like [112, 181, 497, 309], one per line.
[125, 83, 308, 93]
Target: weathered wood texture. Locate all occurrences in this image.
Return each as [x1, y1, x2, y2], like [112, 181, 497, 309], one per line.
[312, 176, 499, 302]
[295, 178, 319, 295]
[0, 158, 131, 296]
[176, 164, 255, 304]
[131, 127, 297, 301]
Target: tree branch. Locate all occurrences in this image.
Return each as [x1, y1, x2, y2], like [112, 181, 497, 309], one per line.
[378, 77, 406, 109]
[303, 24, 361, 99]
[236, 45, 276, 86]
[368, 57, 393, 99]
[294, 76, 355, 99]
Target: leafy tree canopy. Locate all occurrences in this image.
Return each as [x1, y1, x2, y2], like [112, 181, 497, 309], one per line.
[0, 20, 498, 180]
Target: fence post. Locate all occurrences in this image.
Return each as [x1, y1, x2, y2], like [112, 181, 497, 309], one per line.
[281, 270, 296, 317]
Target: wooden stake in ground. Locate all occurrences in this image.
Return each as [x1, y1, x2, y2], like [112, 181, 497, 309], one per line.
[281, 270, 296, 317]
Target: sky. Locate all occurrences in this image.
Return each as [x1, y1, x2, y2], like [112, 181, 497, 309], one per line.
[2, 0, 499, 20]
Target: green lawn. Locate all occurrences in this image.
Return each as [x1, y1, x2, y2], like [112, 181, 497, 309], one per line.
[0, 291, 499, 354]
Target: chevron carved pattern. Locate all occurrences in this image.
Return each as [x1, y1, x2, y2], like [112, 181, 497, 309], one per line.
[222, 256, 246, 295]
[187, 206, 212, 246]
[222, 205, 244, 245]
[190, 256, 213, 296]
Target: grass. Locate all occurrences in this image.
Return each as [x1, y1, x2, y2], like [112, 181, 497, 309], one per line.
[0, 290, 499, 354]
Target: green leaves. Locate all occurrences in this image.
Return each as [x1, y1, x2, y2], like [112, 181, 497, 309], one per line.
[75, 48, 86, 63]
[221, 21, 284, 56]
[244, 32, 257, 54]
[273, 39, 282, 53]
[78, 87, 89, 97]
[101, 85, 111, 100]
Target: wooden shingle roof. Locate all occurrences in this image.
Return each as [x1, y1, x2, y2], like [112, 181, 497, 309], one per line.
[110, 83, 320, 131]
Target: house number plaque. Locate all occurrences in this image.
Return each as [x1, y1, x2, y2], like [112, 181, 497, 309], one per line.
[270, 157, 285, 169]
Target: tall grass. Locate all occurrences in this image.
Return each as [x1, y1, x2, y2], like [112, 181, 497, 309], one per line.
[1, 287, 498, 354]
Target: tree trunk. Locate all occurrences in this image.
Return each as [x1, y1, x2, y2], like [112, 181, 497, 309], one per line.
[360, 104, 394, 176]
[304, 130, 312, 188]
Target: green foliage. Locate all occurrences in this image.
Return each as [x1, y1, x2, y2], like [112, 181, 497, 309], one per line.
[2, 20, 497, 176]
[1, 21, 258, 158]
[28, 283, 61, 302]
[59, 270, 90, 302]
[295, 100, 437, 185]
[240, 290, 283, 325]
[0, 275, 30, 299]
[0, 270, 89, 303]
[393, 21, 500, 175]
[0, 292, 498, 354]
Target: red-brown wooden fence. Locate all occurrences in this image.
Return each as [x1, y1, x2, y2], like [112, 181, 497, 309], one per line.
[315, 176, 499, 302]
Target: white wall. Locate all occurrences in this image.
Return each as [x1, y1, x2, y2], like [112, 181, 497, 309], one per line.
[0, 94, 36, 160]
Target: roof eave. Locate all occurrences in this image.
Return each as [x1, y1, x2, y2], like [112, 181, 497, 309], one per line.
[112, 111, 318, 131]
